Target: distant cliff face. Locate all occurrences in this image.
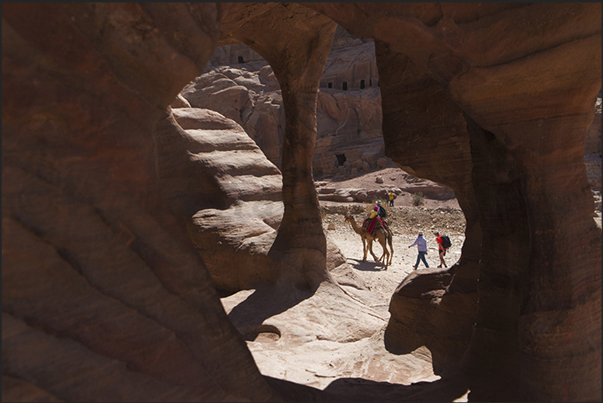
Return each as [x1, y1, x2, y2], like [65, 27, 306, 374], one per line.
[181, 25, 389, 179]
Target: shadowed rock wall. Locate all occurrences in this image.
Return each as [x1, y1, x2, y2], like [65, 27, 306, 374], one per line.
[2, 3, 279, 402]
[308, 3, 602, 401]
[374, 43, 481, 376]
[3, 2, 601, 402]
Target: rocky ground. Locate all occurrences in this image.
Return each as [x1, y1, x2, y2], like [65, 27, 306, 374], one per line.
[220, 164, 600, 400]
[319, 167, 466, 293]
[219, 168, 469, 400]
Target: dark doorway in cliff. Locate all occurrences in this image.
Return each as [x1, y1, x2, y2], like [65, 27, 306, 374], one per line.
[336, 153, 346, 166]
[342, 82, 348, 91]
[328, 82, 333, 88]
[360, 80, 365, 89]
[238, 55, 245, 63]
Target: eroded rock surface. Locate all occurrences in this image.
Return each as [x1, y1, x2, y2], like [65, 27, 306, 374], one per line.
[2, 3, 279, 402]
[154, 107, 354, 293]
[179, 67, 285, 166]
[3, 2, 601, 402]
[180, 26, 388, 179]
[308, 3, 601, 401]
[154, 108, 283, 292]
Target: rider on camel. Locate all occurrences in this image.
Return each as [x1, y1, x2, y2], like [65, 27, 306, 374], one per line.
[366, 200, 387, 234]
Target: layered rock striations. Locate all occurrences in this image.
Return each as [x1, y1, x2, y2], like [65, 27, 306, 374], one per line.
[3, 2, 601, 402]
[308, 2, 602, 401]
[154, 107, 352, 293]
[178, 24, 388, 179]
[2, 3, 279, 402]
[178, 64, 285, 167]
[153, 108, 284, 292]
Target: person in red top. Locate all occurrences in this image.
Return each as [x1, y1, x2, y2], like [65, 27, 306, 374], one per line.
[434, 231, 448, 268]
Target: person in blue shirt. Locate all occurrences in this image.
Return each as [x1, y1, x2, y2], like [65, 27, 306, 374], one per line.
[408, 231, 429, 269]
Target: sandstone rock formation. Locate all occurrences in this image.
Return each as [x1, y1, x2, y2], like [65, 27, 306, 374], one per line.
[153, 107, 283, 293]
[3, 2, 601, 402]
[2, 3, 279, 401]
[307, 3, 601, 401]
[384, 267, 477, 375]
[178, 65, 285, 167]
[154, 106, 353, 294]
[315, 172, 455, 204]
[315, 87, 386, 178]
[179, 25, 389, 179]
[319, 25, 379, 92]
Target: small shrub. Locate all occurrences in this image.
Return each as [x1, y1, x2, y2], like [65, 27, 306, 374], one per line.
[412, 192, 424, 206]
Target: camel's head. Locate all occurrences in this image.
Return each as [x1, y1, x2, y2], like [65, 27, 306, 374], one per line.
[344, 214, 353, 223]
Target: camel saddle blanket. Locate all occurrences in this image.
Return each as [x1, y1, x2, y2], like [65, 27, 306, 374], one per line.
[363, 217, 388, 236]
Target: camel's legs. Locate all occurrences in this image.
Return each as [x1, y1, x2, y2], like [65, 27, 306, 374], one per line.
[374, 231, 388, 265]
[367, 238, 379, 261]
[362, 238, 367, 261]
[377, 233, 389, 268]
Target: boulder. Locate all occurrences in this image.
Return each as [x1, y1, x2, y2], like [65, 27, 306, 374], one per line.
[385, 267, 477, 375]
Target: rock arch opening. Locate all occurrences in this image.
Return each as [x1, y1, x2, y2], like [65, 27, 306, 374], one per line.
[158, 16, 471, 398]
[3, 3, 600, 402]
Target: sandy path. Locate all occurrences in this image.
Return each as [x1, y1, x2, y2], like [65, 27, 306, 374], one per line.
[325, 207, 465, 314]
[322, 203, 466, 311]
[221, 203, 468, 397]
[219, 164, 599, 399]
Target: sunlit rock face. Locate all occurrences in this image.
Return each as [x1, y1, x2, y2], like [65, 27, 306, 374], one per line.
[2, 2, 601, 402]
[179, 26, 389, 179]
[153, 108, 284, 293]
[154, 107, 352, 294]
[178, 65, 286, 167]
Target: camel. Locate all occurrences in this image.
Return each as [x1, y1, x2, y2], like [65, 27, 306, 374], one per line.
[344, 214, 394, 268]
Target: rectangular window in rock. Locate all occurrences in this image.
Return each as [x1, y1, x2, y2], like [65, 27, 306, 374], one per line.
[360, 80, 365, 89]
[342, 82, 348, 91]
[336, 153, 346, 166]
